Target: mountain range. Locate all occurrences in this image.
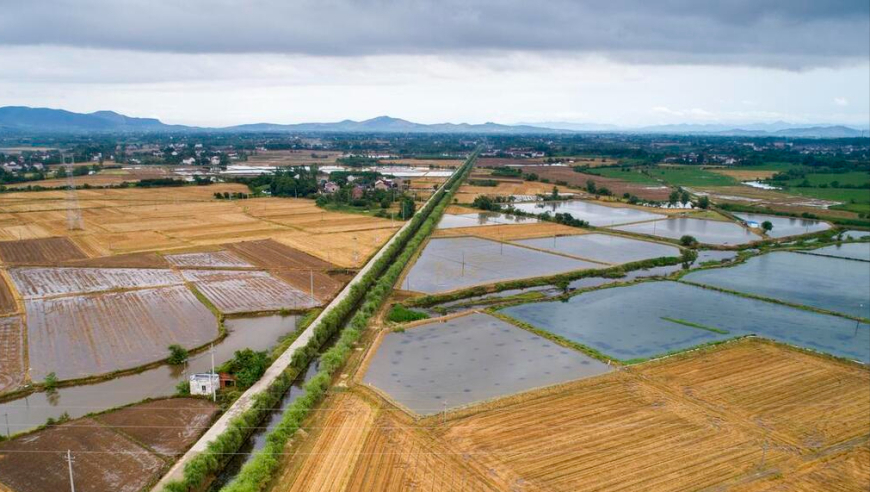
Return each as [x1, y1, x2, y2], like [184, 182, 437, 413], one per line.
[0, 106, 866, 138]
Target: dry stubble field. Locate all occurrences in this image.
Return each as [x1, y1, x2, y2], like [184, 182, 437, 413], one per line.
[271, 339, 870, 492]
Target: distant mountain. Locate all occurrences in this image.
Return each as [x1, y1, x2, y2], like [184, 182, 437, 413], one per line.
[0, 106, 865, 137]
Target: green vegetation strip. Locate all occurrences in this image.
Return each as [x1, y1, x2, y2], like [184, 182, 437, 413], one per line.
[660, 316, 730, 334]
[160, 152, 476, 492]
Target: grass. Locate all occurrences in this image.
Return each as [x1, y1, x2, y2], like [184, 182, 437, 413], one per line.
[661, 316, 730, 334]
[584, 167, 661, 185]
[654, 166, 739, 187]
[783, 171, 870, 188]
[783, 187, 870, 212]
[386, 304, 429, 323]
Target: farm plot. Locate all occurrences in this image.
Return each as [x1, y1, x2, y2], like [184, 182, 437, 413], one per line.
[525, 166, 673, 201]
[441, 369, 790, 492]
[402, 237, 597, 294]
[276, 392, 505, 492]
[730, 445, 869, 492]
[433, 222, 581, 242]
[734, 213, 830, 238]
[225, 239, 334, 270]
[806, 242, 870, 262]
[0, 418, 164, 492]
[64, 251, 170, 268]
[0, 275, 17, 314]
[512, 200, 665, 226]
[8, 266, 182, 298]
[182, 269, 318, 314]
[453, 181, 571, 204]
[96, 398, 220, 457]
[0, 236, 87, 264]
[26, 285, 217, 381]
[363, 312, 611, 414]
[515, 233, 680, 264]
[501, 281, 870, 362]
[683, 252, 870, 319]
[437, 212, 537, 229]
[639, 340, 870, 450]
[614, 217, 760, 245]
[0, 317, 25, 394]
[165, 250, 254, 268]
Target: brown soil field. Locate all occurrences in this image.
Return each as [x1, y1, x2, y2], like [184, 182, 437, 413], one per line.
[0, 185, 398, 264]
[5, 167, 170, 189]
[711, 169, 778, 181]
[454, 181, 573, 204]
[274, 393, 506, 492]
[433, 222, 583, 241]
[524, 166, 673, 201]
[246, 150, 342, 166]
[26, 285, 217, 381]
[0, 316, 25, 394]
[275, 339, 869, 492]
[0, 237, 87, 265]
[0, 418, 165, 492]
[96, 398, 220, 457]
[165, 250, 254, 268]
[475, 157, 546, 167]
[226, 239, 334, 270]
[566, 156, 620, 167]
[275, 269, 345, 302]
[0, 275, 17, 314]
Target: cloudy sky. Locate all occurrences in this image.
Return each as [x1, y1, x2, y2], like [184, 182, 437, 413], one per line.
[1, 0, 868, 127]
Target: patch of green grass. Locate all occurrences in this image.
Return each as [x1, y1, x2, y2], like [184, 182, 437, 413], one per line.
[387, 304, 430, 323]
[661, 316, 730, 334]
[784, 171, 870, 188]
[785, 187, 870, 209]
[584, 167, 661, 185]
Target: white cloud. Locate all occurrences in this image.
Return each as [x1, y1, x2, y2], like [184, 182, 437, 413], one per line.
[834, 97, 849, 106]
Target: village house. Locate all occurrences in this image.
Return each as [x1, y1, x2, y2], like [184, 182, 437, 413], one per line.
[323, 181, 340, 193]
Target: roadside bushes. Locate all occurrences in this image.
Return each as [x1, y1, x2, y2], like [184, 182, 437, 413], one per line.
[387, 304, 429, 323]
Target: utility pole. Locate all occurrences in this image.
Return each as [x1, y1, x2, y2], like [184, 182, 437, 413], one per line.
[210, 344, 216, 402]
[309, 269, 314, 300]
[461, 252, 465, 276]
[4, 412, 8, 438]
[66, 450, 76, 492]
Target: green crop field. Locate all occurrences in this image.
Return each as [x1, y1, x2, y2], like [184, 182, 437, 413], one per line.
[584, 167, 662, 185]
[784, 171, 870, 187]
[654, 166, 739, 187]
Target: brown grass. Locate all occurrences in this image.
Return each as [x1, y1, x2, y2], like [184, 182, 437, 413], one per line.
[711, 169, 778, 181]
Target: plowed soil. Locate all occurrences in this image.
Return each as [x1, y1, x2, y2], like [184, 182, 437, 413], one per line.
[0, 316, 25, 394]
[0, 237, 87, 265]
[523, 166, 673, 201]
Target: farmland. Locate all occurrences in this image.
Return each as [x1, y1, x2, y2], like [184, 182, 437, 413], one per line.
[181, 269, 319, 314]
[0, 398, 218, 492]
[0, 316, 24, 393]
[529, 166, 672, 200]
[271, 339, 869, 492]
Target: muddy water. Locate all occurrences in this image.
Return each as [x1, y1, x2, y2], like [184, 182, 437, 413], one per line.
[0, 315, 299, 436]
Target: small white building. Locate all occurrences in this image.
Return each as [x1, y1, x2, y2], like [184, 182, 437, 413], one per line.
[189, 373, 219, 396]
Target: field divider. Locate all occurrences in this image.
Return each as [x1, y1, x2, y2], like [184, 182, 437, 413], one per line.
[155, 150, 477, 492]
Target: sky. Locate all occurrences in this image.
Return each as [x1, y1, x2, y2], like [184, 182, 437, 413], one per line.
[0, 0, 868, 128]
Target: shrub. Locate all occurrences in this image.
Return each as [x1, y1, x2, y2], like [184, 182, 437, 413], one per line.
[680, 235, 698, 247]
[44, 372, 58, 391]
[387, 304, 429, 323]
[167, 344, 189, 365]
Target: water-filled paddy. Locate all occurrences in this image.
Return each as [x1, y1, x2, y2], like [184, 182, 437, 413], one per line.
[501, 281, 869, 363]
[514, 233, 680, 264]
[614, 218, 760, 245]
[437, 212, 537, 229]
[683, 252, 870, 319]
[511, 200, 665, 226]
[808, 243, 870, 262]
[403, 237, 597, 294]
[734, 213, 830, 238]
[843, 230, 870, 240]
[363, 312, 611, 414]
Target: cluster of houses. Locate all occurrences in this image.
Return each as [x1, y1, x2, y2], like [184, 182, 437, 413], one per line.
[321, 176, 405, 197]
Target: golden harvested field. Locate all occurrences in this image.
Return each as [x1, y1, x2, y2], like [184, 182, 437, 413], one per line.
[0, 185, 399, 266]
[5, 166, 171, 189]
[0, 274, 17, 314]
[0, 316, 25, 394]
[454, 181, 572, 204]
[274, 339, 870, 492]
[433, 222, 583, 241]
[711, 169, 778, 181]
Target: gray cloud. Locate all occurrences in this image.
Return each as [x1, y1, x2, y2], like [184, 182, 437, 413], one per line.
[0, 0, 867, 68]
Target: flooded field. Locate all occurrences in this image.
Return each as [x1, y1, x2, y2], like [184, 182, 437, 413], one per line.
[807, 242, 870, 262]
[0, 314, 299, 434]
[403, 237, 597, 294]
[683, 252, 870, 319]
[501, 281, 869, 362]
[182, 269, 319, 313]
[437, 211, 538, 229]
[734, 213, 831, 238]
[363, 312, 611, 414]
[165, 250, 255, 268]
[614, 218, 760, 245]
[26, 285, 218, 381]
[8, 266, 182, 298]
[515, 233, 680, 264]
[843, 230, 870, 240]
[512, 200, 665, 226]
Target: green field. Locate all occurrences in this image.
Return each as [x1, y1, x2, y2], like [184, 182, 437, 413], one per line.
[784, 171, 870, 188]
[784, 187, 870, 213]
[654, 166, 738, 187]
[584, 167, 661, 185]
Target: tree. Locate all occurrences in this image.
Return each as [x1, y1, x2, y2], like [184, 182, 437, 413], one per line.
[680, 190, 690, 205]
[167, 344, 188, 365]
[400, 196, 416, 219]
[668, 190, 680, 207]
[550, 186, 559, 200]
[680, 235, 698, 247]
[44, 372, 58, 391]
[681, 249, 698, 269]
[586, 179, 597, 194]
[697, 195, 710, 209]
[761, 221, 774, 233]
